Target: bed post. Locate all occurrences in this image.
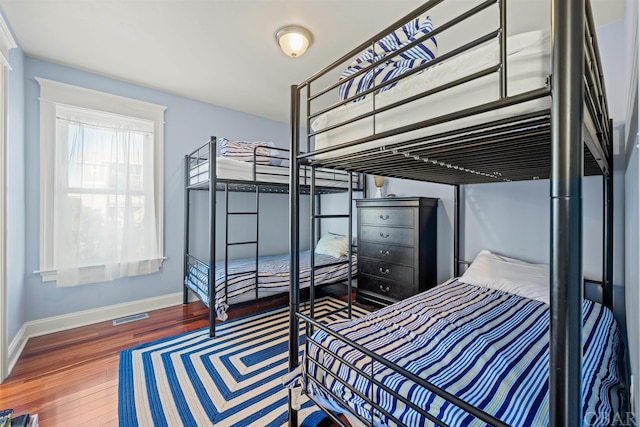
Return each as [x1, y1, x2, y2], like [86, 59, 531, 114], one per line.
[310, 167, 316, 318]
[498, 0, 507, 98]
[184, 155, 190, 305]
[454, 185, 460, 277]
[208, 136, 217, 338]
[288, 84, 301, 427]
[347, 173, 353, 318]
[603, 119, 614, 310]
[317, 192, 322, 238]
[550, 0, 584, 425]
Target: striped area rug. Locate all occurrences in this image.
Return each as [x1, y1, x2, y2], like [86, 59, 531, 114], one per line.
[118, 297, 370, 426]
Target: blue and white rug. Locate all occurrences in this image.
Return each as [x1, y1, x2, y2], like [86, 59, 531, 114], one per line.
[118, 298, 370, 426]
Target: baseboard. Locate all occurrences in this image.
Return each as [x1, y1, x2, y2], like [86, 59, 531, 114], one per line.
[7, 292, 184, 374]
[7, 323, 28, 375]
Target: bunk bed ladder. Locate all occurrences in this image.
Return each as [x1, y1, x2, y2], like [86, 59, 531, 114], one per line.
[308, 169, 355, 324]
[224, 182, 260, 305]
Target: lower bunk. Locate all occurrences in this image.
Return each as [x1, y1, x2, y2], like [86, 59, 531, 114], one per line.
[293, 251, 625, 426]
[184, 249, 358, 331]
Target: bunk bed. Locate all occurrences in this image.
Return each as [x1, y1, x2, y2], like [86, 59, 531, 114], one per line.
[184, 136, 362, 337]
[287, 0, 627, 425]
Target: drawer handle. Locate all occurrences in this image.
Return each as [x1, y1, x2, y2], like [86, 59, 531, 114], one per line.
[379, 214, 390, 220]
[379, 285, 390, 293]
[379, 250, 390, 256]
[379, 232, 390, 238]
[379, 267, 390, 275]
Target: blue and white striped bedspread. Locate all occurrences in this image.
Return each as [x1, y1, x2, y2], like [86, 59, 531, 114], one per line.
[306, 279, 622, 427]
[185, 250, 357, 321]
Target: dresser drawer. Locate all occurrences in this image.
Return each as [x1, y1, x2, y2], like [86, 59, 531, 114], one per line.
[359, 241, 414, 266]
[360, 208, 414, 227]
[360, 225, 414, 245]
[359, 274, 416, 301]
[360, 258, 414, 283]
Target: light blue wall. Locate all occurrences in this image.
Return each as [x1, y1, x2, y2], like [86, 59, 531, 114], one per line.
[362, 177, 455, 284]
[22, 57, 293, 323]
[188, 191, 312, 262]
[461, 177, 607, 279]
[4, 12, 25, 341]
[366, 173, 610, 284]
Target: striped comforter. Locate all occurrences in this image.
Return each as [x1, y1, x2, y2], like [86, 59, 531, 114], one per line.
[306, 279, 622, 427]
[185, 250, 357, 321]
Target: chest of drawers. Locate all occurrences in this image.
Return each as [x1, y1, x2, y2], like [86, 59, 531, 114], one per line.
[356, 197, 437, 305]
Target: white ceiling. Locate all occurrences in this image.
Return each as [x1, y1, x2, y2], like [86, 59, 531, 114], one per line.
[0, 0, 626, 124]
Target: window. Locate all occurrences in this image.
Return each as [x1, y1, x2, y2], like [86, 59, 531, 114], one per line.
[37, 78, 166, 287]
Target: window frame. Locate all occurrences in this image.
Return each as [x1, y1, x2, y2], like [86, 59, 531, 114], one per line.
[0, 10, 17, 382]
[36, 78, 166, 282]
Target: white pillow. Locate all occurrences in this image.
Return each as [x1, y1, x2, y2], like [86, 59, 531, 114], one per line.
[460, 249, 550, 304]
[314, 233, 349, 258]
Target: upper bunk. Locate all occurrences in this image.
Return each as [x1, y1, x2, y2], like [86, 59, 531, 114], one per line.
[292, 0, 611, 185]
[186, 136, 362, 195]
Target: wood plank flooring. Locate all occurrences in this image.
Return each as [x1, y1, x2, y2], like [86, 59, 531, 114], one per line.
[0, 286, 361, 426]
[0, 295, 291, 426]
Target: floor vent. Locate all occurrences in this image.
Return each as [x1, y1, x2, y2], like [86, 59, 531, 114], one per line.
[113, 312, 149, 326]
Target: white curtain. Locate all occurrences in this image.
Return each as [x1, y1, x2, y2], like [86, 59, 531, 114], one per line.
[54, 106, 160, 287]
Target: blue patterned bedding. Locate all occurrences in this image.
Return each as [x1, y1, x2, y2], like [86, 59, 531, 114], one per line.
[306, 279, 623, 427]
[185, 250, 357, 321]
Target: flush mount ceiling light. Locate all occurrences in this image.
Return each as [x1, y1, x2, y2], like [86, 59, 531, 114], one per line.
[275, 25, 312, 58]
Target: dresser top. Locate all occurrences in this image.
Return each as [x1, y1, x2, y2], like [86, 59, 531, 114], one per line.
[356, 197, 438, 208]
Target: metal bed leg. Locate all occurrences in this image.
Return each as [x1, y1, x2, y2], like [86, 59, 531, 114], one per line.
[603, 172, 613, 309]
[288, 84, 301, 427]
[184, 155, 190, 305]
[550, 0, 584, 424]
[454, 185, 460, 277]
[348, 172, 353, 318]
[256, 185, 260, 301]
[317, 192, 322, 238]
[603, 119, 614, 310]
[209, 136, 217, 338]
[310, 168, 316, 320]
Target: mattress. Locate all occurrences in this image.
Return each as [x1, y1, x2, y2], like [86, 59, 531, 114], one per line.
[311, 30, 552, 160]
[306, 279, 623, 427]
[185, 250, 358, 321]
[189, 156, 355, 188]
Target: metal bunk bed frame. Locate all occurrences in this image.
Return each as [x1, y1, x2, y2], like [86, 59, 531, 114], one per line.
[184, 136, 362, 337]
[288, 0, 620, 425]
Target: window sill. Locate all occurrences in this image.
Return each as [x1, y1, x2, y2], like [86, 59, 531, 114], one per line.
[35, 257, 167, 283]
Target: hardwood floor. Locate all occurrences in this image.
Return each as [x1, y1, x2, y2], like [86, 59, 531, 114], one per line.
[0, 295, 292, 426]
[0, 286, 364, 426]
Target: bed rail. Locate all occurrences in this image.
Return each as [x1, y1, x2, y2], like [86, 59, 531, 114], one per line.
[293, 0, 611, 186]
[300, 312, 510, 427]
[185, 136, 362, 193]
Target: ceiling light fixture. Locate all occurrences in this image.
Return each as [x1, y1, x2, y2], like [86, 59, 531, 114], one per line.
[275, 25, 312, 58]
